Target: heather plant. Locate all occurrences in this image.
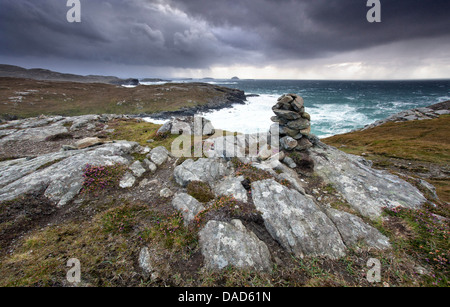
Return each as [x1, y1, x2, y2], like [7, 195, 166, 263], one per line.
[186, 181, 215, 203]
[80, 163, 127, 195]
[231, 158, 273, 183]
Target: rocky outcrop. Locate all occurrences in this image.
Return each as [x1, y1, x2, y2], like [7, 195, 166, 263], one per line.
[251, 179, 347, 259]
[0, 141, 138, 207]
[0, 95, 433, 277]
[309, 143, 427, 219]
[361, 100, 450, 130]
[199, 219, 272, 271]
[145, 83, 246, 120]
[213, 176, 248, 203]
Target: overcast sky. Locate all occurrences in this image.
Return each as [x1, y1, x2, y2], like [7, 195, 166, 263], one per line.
[0, 0, 449, 79]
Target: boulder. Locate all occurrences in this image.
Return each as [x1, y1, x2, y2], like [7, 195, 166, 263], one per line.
[129, 161, 146, 178]
[148, 146, 169, 166]
[119, 172, 136, 189]
[173, 158, 231, 187]
[291, 97, 305, 112]
[295, 138, 313, 151]
[172, 193, 205, 225]
[199, 219, 272, 271]
[159, 188, 173, 198]
[272, 109, 301, 121]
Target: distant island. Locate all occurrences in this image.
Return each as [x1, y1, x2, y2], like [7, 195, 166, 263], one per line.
[231, 76, 240, 80]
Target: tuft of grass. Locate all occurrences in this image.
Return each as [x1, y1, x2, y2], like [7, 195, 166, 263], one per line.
[186, 181, 215, 203]
[107, 119, 179, 149]
[140, 211, 197, 251]
[0, 202, 151, 287]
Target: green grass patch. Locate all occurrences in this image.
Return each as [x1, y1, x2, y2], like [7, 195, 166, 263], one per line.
[383, 204, 449, 286]
[323, 115, 450, 165]
[140, 211, 197, 251]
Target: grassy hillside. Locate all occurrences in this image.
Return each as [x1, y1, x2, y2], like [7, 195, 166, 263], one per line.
[0, 77, 243, 119]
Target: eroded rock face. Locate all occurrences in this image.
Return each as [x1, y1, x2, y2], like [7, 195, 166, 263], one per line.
[310, 144, 427, 219]
[199, 219, 272, 272]
[251, 179, 347, 259]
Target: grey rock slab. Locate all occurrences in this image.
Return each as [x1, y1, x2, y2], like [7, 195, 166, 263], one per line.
[159, 188, 174, 198]
[326, 208, 391, 250]
[172, 193, 205, 225]
[310, 144, 427, 219]
[0, 141, 137, 207]
[75, 137, 104, 149]
[0, 122, 69, 143]
[251, 179, 347, 259]
[214, 176, 248, 203]
[199, 219, 272, 271]
[173, 158, 231, 187]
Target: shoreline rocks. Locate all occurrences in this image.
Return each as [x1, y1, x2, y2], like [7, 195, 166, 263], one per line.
[360, 100, 450, 131]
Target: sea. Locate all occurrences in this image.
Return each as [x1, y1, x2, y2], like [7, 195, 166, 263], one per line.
[142, 79, 450, 139]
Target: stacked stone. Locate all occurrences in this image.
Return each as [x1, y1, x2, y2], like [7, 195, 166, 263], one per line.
[271, 94, 313, 152]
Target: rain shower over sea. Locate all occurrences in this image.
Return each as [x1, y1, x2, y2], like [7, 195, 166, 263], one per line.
[144, 79, 450, 138]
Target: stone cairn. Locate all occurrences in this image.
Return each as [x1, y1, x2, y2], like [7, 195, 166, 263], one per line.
[271, 94, 313, 153]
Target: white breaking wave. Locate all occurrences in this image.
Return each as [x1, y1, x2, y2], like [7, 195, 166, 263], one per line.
[199, 95, 276, 134]
[144, 94, 375, 138]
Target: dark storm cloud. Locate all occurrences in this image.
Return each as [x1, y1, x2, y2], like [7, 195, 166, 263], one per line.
[0, 0, 449, 70]
[171, 0, 450, 58]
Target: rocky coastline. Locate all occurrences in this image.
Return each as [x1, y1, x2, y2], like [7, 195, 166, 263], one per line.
[1, 93, 447, 287]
